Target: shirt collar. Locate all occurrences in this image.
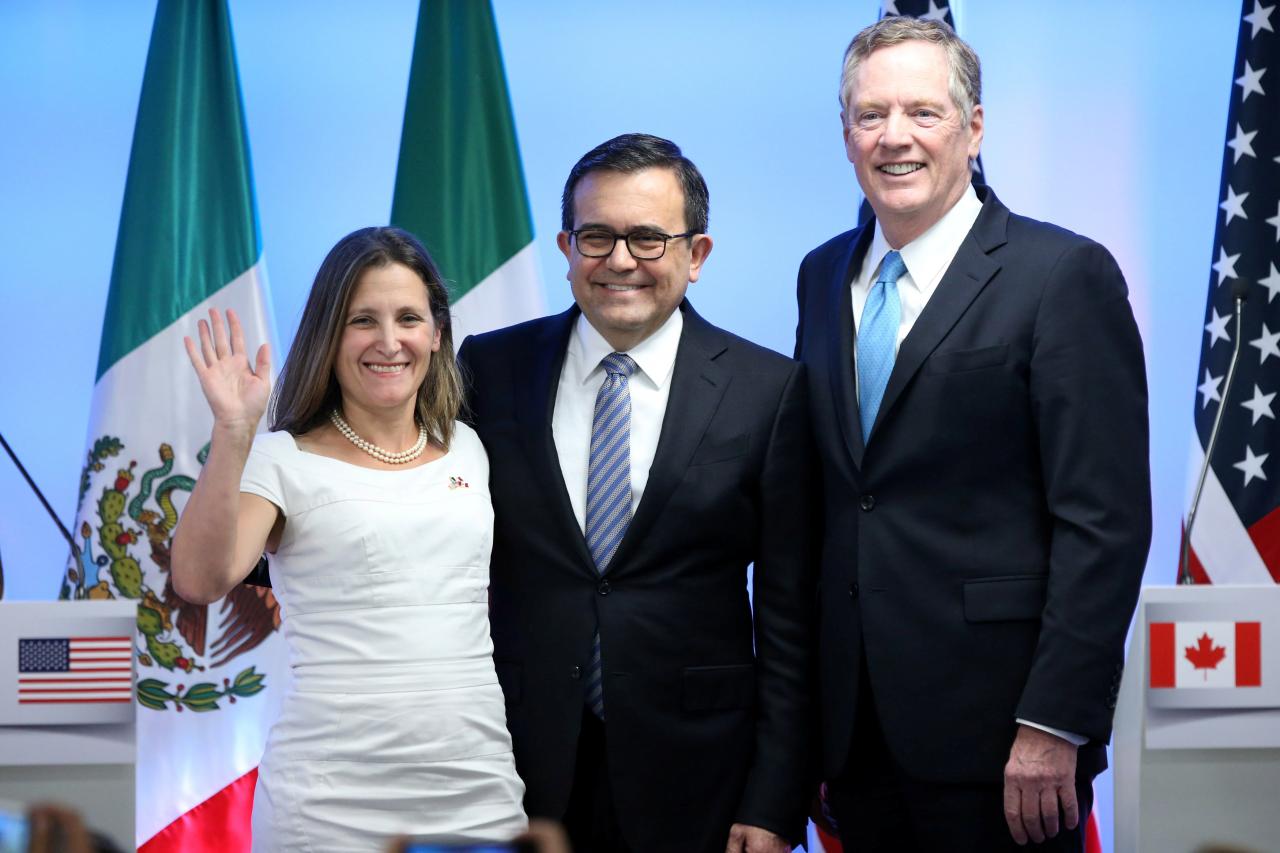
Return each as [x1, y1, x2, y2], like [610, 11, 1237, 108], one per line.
[570, 308, 684, 389]
[869, 184, 982, 287]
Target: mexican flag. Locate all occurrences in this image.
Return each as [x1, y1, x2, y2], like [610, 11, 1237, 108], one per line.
[391, 0, 544, 338]
[63, 2, 284, 850]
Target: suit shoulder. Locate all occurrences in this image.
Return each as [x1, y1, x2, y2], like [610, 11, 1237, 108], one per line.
[700, 321, 801, 377]
[1001, 209, 1129, 301]
[463, 313, 558, 353]
[800, 226, 861, 270]
[1004, 209, 1112, 257]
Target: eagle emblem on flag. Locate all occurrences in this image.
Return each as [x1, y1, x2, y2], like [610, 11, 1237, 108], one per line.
[61, 435, 278, 712]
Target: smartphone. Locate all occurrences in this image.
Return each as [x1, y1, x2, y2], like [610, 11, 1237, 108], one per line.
[0, 800, 29, 853]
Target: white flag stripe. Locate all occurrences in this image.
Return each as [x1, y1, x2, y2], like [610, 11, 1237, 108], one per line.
[449, 243, 544, 342]
[20, 691, 133, 696]
[87, 262, 276, 440]
[1174, 621, 1240, 688]
[19, 686, 132, 691]
[20, 678, 132, 687]
[96, 262, 289, 846]
[68, 639, 132, 649]
[1185, 440, 1274, 583]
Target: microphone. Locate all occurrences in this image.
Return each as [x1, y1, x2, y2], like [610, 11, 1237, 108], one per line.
[0, 430, 82, 598]
[1179, 277, 1251, 584]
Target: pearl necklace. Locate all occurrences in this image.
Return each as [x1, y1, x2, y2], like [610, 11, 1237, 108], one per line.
[329, 410, 429, 464]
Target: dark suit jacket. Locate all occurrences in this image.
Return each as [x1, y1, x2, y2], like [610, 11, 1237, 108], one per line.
[794, 187, 1151, 785]
[458, 300, 815, 853]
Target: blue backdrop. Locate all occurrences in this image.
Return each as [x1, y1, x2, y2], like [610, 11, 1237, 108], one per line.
[0, 1, 1241, 847]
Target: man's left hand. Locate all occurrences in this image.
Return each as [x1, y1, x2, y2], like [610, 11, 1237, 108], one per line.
[1002, 724, 1079, 845]
[724, 823, 792, 852]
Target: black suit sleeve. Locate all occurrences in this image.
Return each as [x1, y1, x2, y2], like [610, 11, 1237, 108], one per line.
[1016, 242, 1151, 741]
[735, 361, 818, 841]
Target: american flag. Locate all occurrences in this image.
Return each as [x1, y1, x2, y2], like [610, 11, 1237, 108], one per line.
[1185, 0, 1280, 586]
[856, 0, 986, 227]
[17, 636, 133, 704]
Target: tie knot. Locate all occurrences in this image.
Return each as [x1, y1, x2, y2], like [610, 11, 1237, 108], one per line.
[877, 250, 907, 286]
[601, 352, 637, 378]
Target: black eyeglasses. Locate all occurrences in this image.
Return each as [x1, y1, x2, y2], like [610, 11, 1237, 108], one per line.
[569, 228, 697, 260]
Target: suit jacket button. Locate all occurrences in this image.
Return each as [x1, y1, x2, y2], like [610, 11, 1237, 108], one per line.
[571, 666, 582, 680]
[860, 494, 875, 511]
[849, 582, 860, 600]
[598, 579, 611, 595]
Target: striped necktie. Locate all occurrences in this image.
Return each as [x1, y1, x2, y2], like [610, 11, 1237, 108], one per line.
[857, 250, 907, 443]
[584, 351, 637, 718]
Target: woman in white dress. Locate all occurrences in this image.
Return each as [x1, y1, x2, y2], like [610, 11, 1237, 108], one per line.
[171, 227, 527, 851]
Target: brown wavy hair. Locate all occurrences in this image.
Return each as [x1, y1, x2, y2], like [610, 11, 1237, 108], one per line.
[269, 226, 462, 448]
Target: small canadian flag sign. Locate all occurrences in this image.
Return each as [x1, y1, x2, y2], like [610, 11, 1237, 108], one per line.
[1149, 621, 1262, 688]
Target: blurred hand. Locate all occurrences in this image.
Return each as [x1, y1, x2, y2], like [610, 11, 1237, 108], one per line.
[516, 819, 572, 853]
[387, 819, 571, 853]
[26, 803, 94, 853]
[725, 822, 792, 852]
[183, 308, 271, 430]
[1003, 724, 1079, 845]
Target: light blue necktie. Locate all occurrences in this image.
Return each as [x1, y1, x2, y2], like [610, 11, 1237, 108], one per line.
[857, 250, 907, 443]
[584, 352, 637, 718]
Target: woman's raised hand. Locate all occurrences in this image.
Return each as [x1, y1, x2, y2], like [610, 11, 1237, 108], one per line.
[184, 308, 272, 429]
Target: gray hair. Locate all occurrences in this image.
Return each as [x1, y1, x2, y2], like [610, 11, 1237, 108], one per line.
[838, 17, 982, 125]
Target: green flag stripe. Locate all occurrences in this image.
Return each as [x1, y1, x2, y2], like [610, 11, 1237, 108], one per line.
[390, 0, 534, 303]
[97, 0, 260, 380]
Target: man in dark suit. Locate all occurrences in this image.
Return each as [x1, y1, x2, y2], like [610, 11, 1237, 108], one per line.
[795, 18, 1151, 852]
[459, 134, 814, 853]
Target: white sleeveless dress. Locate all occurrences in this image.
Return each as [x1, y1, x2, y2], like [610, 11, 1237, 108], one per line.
[240, 424, 526, 851]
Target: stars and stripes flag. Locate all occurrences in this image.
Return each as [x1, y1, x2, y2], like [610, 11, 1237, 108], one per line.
[17, 637, 132, 704]
[1185, 0, 1280, 586]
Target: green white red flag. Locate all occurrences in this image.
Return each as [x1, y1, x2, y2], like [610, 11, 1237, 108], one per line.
[62, 2, 284, 849]
[391, 0, 544, 337]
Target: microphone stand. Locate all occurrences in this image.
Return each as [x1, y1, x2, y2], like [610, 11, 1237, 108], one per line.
[1179, 278, 1250, 584]
[0, 430, 83, 598]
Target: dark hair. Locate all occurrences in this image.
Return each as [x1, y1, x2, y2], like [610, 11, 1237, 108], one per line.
[560, 133, 709, 234]
[270, 226, 462, 448]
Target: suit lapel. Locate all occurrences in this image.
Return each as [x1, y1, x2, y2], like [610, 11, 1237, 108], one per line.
[520, 307, 599, 576]
[869, 190, 1009, 438]
[607, 301, 729, 573]
[829, 225, 874, 470]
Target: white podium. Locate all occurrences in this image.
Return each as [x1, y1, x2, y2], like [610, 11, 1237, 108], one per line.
[0, 600, 136, 850]
[1114, 585, 1280, 852]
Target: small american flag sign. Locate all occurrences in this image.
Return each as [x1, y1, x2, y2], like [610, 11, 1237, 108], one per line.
[18, 636, 133, 704]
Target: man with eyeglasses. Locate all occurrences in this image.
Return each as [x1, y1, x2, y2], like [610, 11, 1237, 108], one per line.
[458, 133, 815, 853]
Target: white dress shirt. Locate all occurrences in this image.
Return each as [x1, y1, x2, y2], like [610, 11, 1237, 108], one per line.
[552, 309, 683, 534]
[853, 187, 1086, 748]
[850, 184, 983, 354]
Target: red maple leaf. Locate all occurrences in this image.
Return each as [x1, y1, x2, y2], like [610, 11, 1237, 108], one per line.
[1184, 632, 1227, 679]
